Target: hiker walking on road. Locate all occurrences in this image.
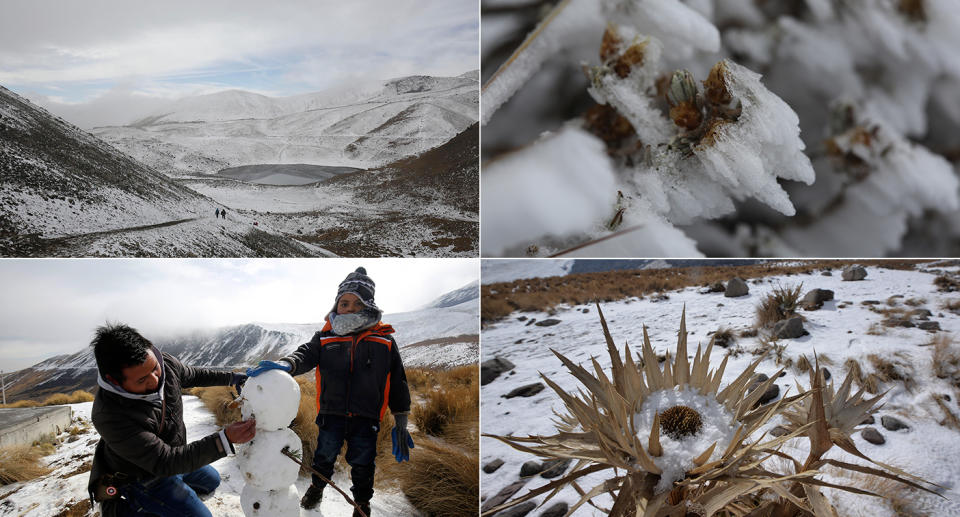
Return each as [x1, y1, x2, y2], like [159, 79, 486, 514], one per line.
[245, 267, 413, 517]
[221, 208, 227, 220]
[215, 208, 220, 219]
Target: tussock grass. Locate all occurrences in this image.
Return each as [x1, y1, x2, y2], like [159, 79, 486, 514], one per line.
[904, 297, 926, 307]
[755, 284, 803, 329]
[413, 383, 477, 438]
[481, 260, 927, 322]
[0, 445, 52, 485]
[51, 498, 92, 517]
[868, 354, 915, 392]
[845, 358, 880, 394]
[0, 390, 94, 408]
[828, 468, 927, 517]
[381, 438, 478, 517]
[934, 274, 960, 292]
[710, 327, 735, 348]
[932, 335, 960, 387]
[942, 299, 960, 314]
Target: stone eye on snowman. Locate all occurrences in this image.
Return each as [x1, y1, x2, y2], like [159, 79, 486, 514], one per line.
[236, 370, 303, 517]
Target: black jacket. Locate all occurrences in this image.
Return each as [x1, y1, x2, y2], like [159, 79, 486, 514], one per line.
[88, 352, 233, 498]
[282, 319, 410, 421]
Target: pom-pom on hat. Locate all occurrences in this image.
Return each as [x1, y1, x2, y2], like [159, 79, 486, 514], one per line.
[335, 267, 378, 311]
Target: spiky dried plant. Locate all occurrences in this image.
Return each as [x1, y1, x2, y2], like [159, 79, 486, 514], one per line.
[483, 307, 941, 517]
[771, 358, 940, 516]
[483, 305, 814, 517]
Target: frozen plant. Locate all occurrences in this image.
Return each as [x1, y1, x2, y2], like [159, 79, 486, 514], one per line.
[483, 305, 938, 516]
[481, 0, 960, 256]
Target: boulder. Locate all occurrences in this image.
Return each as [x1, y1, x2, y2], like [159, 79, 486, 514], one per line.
[801, 289, 834, 310]
[861, 427, 885, 445]
[540, 503, 569, 517]
[535, 319, 562, 327]
[842, 266, 867, 281]
[541, 458, 572, 479]
[918, 321, 940, 331]
[481, 357, 516, 385]
[503, 383, 545, 399]
[497, 501, 537, 517]
[481, 479, 529, 512]
[725, 277, 749, 297]
[881, 415, 909, 432]
[770, 426, 790, 437]
[520, 460, 543, 477]
[773, 317, 806, 339]
[860, 415, 875, 425]
[483, 459, 504, 474]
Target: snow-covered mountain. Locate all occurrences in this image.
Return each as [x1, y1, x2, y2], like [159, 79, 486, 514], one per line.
[0, 85, 334, 257]
[92, 72, 479, 175]
[3, 283, 479, 402]
[481, 262, 960, 516]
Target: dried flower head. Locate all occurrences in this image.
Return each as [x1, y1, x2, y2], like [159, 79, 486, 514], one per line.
[659, 405, 702, 439]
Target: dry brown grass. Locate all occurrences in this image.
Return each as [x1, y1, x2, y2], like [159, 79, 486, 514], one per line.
[413, 383, 477, 438]
[868, 354, 915, 392]
[0, 445, 52, 485]
[710, 327, 735, 348]
[934, 274, 960, 292]
[51, 498, 92, 517]
[0, 390, 94, 409]
[828, 468, 927, 517]
[796, 355, 812, 374]
[942, 299, 960, 314]
[845, 358, 880, 394]
[481, 260, 928, 321]
[383, 438, 478, 517]
[904, 297, 926, 307]
[755, 284, 803, 329]
[932, 335, 960, 387]
[933, 395, 960, 431]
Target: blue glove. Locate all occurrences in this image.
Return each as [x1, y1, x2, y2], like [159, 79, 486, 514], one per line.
[231, 373, 248, 397]
[391, 413, 414, 463]
[245, 360, 291, 377]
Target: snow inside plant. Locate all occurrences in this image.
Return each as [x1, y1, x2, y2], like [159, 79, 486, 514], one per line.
[481, 0, 960, 257]
[483, 305, 939, 516]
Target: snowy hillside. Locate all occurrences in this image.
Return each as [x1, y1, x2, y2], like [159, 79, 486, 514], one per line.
[422, 280, 480, 309]
[93, 73, 479, 175]
[481, 263, 960, 516]
[0, 399, 420, 517]
[0, 85, 337, 257]
[3, 283, 479, 402]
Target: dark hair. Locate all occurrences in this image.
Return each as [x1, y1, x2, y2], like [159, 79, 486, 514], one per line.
[90, 323, 153, 382]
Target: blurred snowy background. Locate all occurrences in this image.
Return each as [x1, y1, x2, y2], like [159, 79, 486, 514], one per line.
[481, 0, 960, 257]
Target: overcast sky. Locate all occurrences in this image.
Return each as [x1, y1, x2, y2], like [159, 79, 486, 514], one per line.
[0, 258, 478, 371]
[0, 0, 478, 127]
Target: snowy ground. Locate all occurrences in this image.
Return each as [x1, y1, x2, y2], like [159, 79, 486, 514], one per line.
[0, 397, 422, 516]
[481, 264, 960, 515]
[481, 259, 575, 284]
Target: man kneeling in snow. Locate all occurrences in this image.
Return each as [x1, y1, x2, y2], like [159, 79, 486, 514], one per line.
[87, 324, 256, 517]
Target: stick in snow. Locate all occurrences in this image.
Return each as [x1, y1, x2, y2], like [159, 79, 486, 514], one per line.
[280, 446, 368, 517]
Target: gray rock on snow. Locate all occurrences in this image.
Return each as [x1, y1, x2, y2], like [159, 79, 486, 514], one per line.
[801, 288, 834, 310]
[861, 427, 885, 445]
[541, 458, 572, 479]
[881, 415, 910, 432]
[520, 460, 544, 477]
[496, 502, 537, 517]
[482, 357, 516, 385]
[842, 266, 867, 281]
[918, 321, 940, 331]
[481, 479, 529, 512]
[773, 317, 806, 339]
[503, 383, 545, 399]
[540, 503, 569, 517]
[535, 319, 562, 327]
[483, 459, 505, 474]
[725, 277, 749, 297]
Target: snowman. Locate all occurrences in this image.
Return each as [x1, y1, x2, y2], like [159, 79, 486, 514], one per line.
[236, 369, 303, 516]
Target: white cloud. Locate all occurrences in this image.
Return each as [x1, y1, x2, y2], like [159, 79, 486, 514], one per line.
[0, 258, 478, 371]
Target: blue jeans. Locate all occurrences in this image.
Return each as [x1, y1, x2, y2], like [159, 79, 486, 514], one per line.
[119, 465, 221, 517]
[311, 414, 379, 503]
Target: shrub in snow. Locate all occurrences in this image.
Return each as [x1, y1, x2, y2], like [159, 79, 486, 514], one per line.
[240, 484, 300, 517]
[240, 369, 300, 430]
[237, 428, 302, 491]
[486, 305, 938, 515]
[481, 0, 960, 256]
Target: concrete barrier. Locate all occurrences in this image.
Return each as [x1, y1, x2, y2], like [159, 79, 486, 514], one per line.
[0, 406, 73, 448]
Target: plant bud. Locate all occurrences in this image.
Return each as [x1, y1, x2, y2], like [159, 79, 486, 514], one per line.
[666, 69, 698, 108]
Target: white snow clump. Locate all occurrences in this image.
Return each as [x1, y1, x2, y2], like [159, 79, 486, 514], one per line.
[240, 484, 301, 517]
[237, 427, 302, 491]
[240, 369, 300, 430]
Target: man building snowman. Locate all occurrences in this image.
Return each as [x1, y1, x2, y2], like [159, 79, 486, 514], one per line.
[246, 266, 413, 517]
[87, 324, 256, 517]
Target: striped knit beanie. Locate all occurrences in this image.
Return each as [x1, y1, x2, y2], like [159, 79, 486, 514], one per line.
[335, 267, 378, 311]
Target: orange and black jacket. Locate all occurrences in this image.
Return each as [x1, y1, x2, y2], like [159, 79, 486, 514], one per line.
[281, 320, 410, 421]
